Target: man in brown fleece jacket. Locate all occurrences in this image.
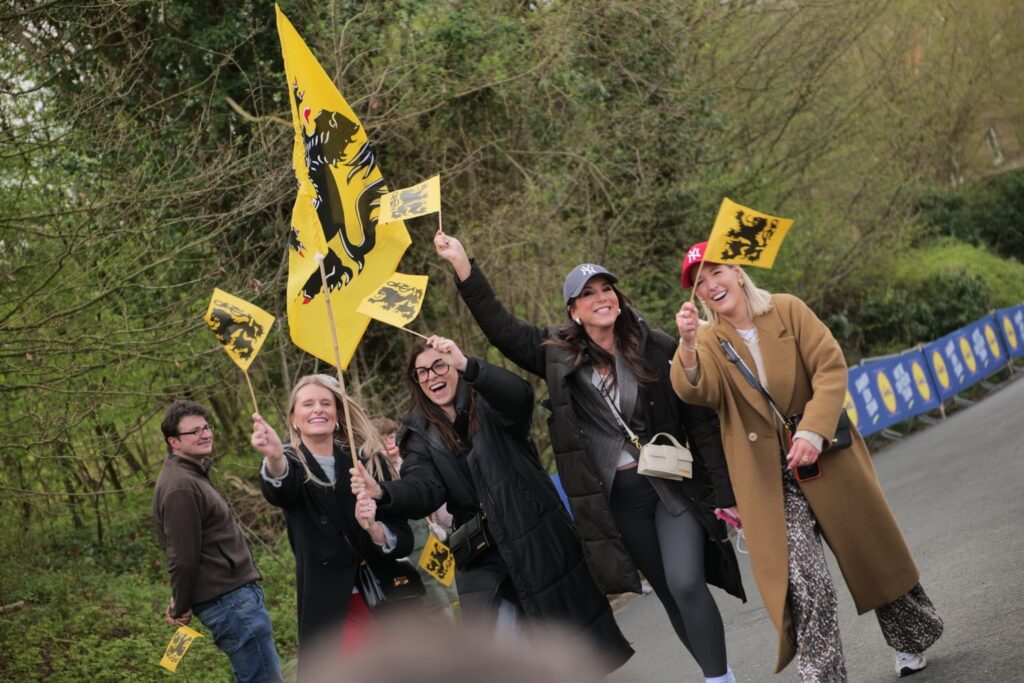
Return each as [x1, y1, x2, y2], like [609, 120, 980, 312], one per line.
[153, 400, 283, 682]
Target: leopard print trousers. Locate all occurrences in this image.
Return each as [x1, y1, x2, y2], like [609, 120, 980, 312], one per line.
[782, 468, 943, 682]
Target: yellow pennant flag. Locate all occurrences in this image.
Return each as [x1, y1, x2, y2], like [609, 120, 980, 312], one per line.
[159, 625, 203, 673]
[378, 175, 441, 224]
[418, 533, 456, 587]
[277, 7, 412, 370]
[356, 273, 428, 329]
[704, 197, 794, 269]
[203, 289, 275, 371]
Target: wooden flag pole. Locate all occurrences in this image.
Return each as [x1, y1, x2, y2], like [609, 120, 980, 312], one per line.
[437, 207, 444, 236]
[395, 326, 430, 341]
[688, 259, 707, 304]
[243, 370, 260, 415]
[315, 255, 360, 472]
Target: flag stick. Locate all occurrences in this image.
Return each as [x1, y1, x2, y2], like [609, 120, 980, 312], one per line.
[243, 370, 260, 415]
[688, 260, 706, 304]
[437, 208, 444, 236]
[394, 326, 430, 341]
[315, 255, 360, 472]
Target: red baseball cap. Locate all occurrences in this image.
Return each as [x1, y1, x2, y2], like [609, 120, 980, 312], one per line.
[680, 241, 708, 289]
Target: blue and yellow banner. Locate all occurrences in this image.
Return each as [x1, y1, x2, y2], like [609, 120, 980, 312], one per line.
[846, 349, 940, 437]
[922, 315, 1008, 402]
[994, 304, 1024, 360]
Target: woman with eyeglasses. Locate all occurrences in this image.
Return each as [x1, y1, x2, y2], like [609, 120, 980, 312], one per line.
[250, 374, 417, 671]
[350, 335, 633, 672]
[432, 233, 746, 683]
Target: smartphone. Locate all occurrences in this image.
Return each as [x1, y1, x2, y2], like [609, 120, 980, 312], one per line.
[795, 460, 822, 482]
[715, 509, 742, 529]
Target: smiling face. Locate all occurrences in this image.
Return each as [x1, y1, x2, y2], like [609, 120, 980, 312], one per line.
[413, 347, 458, 411]
[169, 414, 214, 461]
[291, 383, 338, 442]
[568, 275, 620, 332]
[694, 262, 751, 327]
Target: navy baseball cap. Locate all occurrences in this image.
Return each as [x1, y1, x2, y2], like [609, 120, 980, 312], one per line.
[563, 264, 619, 304]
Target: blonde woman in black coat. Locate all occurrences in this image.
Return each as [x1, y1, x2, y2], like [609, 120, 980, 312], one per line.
[251, 374, 414, 670]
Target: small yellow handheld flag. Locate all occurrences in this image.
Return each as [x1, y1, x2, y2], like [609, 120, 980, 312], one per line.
[356, 273, 428, 329]
[705, 197, 794, 270]
[418, 533, 456, 587]
[377, 175, 441, 224]
[203, 289, 275, 372]
[159, 625, 203, 673]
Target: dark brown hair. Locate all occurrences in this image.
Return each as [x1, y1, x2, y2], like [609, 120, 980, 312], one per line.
[405, 340, 477, 453]
[544, 284, 658, 389]
[161, 400, 209, 444]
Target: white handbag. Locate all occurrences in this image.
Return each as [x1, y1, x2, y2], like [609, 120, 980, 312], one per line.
[637, 432, 693, 481]
[599, 385, 694, 481]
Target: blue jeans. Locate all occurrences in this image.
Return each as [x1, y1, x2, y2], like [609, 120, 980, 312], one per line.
[192, 584, 283, 683]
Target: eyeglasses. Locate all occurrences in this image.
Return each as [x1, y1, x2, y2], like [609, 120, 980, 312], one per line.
[177, 424, 214, 438]
[412, 359, 450, 383]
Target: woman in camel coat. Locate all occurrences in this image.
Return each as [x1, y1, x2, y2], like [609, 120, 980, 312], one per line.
[671, 242, 942, 682]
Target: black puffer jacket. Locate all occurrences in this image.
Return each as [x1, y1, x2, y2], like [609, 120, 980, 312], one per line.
[382, 357, 633, 671]
[261, 445, 413, 657]
[456, 263, 745, 600]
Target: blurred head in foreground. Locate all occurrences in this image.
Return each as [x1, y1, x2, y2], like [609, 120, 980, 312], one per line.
[299, 614, 622, 683]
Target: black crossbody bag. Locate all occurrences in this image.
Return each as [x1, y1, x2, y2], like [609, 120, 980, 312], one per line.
[448, 509, 491, 570]
[717, 337, 853, 479]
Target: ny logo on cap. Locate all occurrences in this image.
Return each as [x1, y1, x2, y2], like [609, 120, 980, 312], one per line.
[579, 264, 598, 276]
[686, 247, 702, 263]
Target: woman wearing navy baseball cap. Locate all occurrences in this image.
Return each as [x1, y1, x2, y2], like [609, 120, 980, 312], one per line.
[434, 231, 746, 683]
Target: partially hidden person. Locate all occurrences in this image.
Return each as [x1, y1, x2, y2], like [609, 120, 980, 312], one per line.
[370, 415, 459, 617]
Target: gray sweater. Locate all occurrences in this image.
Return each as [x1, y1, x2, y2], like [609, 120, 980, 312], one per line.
[153, 454, 260, 616]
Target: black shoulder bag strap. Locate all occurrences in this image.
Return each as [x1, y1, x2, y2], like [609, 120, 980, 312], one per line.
[716, 337, 794, 433]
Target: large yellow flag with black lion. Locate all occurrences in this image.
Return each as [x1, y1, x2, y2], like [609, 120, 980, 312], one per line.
[277, 7, 411, 370]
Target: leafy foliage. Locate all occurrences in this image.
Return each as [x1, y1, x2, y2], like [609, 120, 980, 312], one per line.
[0, 0, 1022, 678]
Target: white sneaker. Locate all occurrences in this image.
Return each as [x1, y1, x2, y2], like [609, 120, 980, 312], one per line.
[895, 651, 927, 677]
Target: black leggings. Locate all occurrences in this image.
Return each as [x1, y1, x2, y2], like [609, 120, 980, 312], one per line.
[609, 467, 728, 678]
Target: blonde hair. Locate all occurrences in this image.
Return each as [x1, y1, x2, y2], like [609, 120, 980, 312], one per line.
[697, 265, 774, 325]
[286, 374, 397, 486]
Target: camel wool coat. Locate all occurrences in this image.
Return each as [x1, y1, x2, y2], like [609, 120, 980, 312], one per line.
[671, 293, 919, 672]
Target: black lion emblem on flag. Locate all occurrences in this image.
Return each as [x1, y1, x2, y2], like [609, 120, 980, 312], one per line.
[365, 281, 423, 321]
[386, 185, 429, 221]
[293, 80, 388, 304]
[206, 300, 264, 359]
[719, 210, 780, 262]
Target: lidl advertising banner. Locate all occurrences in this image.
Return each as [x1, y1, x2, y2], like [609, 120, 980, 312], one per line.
[994, 304, 1024, 360]
[846, 348, 940, 437]
[922, 316, 1008, 401]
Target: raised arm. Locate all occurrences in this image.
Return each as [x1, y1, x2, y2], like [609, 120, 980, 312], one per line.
[252, 414, 304, 509]
[435, 231, 548, 377]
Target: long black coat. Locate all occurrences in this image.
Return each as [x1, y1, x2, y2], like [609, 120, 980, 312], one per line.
[260, 445, 413, 656]
[456, 263, 744, 600]
[383, 357, 633, 671]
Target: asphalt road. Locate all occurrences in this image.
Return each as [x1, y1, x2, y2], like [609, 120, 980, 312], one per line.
[609, 373, 1024, 683]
